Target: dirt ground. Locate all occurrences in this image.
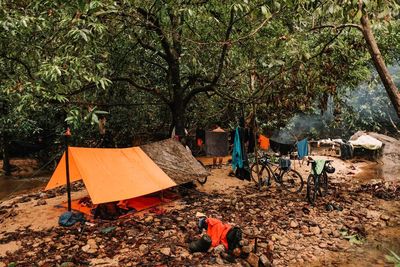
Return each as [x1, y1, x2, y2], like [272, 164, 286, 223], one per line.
[0, 156, 399, 266]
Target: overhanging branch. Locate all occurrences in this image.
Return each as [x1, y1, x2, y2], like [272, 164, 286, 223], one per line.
[310, 23, 362, 32]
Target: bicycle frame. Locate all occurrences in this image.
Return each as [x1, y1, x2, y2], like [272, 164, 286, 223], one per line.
[257, 158, 287, 184]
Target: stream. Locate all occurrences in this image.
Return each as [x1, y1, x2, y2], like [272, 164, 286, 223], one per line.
[0, 176, 48, 201]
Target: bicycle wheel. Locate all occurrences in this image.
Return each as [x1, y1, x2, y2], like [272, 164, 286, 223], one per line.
[197, 176, 207, 185]
[319, 171, 328, 196]
[307, 174, 319, 205]
[281, 169, 303, 193]
[250, 163, 270, 186]
[196, 160, 208, 185]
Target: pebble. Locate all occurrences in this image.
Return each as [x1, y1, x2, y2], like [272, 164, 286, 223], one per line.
[160, 247, 171, 256]
[279, 237, 289, 246]
[380, 214, 390, 221]
[260, 254, 271, 267]
[36, 199, 47, 206]
[310, 226, 321, 235]
[213, 244, 225, 254]
[318, 242, 327, 248]
[145, 216, 154, 223]
[290, 221, 299, 228]
[247, 252, 259, 267]
[216, 257, 224, 265]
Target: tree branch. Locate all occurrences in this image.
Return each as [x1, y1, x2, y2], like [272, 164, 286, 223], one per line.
[133, 32, 167, 60]
[64, 77, 171, 105]
[136, 7, 174, 62]
[111, 77, 171, 104]
[0, 54, 34, 80]
[182, 7, 235, 105]
[310, 23, 362, 32]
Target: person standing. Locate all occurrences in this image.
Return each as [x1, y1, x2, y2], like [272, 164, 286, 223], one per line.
[211, 123, 225, 168]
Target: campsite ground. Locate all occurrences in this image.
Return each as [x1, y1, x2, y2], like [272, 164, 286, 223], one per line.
[0, 156, 399, 266]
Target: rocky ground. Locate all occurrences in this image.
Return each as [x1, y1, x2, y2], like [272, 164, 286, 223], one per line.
[0, 158, 399, 267]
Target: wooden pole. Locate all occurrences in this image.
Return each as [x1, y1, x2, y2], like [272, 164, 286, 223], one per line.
[253, 103, 261, 190]
[65, 127, 72, 212]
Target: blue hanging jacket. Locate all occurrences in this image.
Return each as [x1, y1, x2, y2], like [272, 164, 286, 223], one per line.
[232, 127, 243, 171]
[297, 138, 308, 159]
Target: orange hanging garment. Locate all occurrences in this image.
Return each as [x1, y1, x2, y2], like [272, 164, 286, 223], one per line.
[258, 135, 270, 150]
[206, 218, 232, 249]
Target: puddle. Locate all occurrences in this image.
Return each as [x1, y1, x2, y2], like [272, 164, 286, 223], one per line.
[0, 158, 51, 201]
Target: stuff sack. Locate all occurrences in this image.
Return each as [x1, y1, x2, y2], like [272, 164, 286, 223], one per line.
[59, 211, 85, 227]
[226, 226, 242, 253]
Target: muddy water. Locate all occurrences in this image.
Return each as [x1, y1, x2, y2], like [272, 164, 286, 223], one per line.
[0, 176, 48, 201]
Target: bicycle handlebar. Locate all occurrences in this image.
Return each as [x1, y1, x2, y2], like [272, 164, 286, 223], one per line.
[307, 157, 333, 165]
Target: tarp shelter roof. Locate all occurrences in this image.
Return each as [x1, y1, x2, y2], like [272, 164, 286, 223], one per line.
[45, 147, 176, 204]
[141, 139, 209, 184]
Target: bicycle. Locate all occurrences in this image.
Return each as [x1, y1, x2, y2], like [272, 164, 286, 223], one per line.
[250, 153, 303, 193]
[306, 157, 335, 205]
[193, 159, 207, 184]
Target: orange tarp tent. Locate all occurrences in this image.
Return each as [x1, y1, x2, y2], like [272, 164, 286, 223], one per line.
[45, 147, 176, 204]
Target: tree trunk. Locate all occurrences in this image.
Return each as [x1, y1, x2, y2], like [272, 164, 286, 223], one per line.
[170, 101, 186, 138]
[360, 14, 400, 118]
[1, 134, 11, 176]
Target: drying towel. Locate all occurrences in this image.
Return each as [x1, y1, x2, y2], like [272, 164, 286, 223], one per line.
[297, 138, 308, 159]
[232, 128, 243, 171]
[313, 160, 326, 175]
[258, 134, 270, 150]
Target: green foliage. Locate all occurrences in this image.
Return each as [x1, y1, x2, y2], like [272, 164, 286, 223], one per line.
[1, 0, 400, 158]
[386, 250, 400, 266]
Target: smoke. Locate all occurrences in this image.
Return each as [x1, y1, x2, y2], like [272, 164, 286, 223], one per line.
[272, 65, 400, 141]
[271, 99, 334, 143]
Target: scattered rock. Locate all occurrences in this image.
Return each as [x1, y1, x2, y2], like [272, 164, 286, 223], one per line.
[247, 252, 259, 267]
[213, 244, 225, 255]
[139, 244, 148, 254]
[290, 221, 299, 228]
[242, 245, 252, 254]
[36, 199, 47, 206]
[160, 247, 171, 256]
[318, 242, 327, 248]
[81, 244, 91, 253]
[216, 256, 224, 265]
[60, 263, 75, 267]
[380, 214, 390, 221]
[310, 226, 321, 235]
[259, 254, 271, 267]
[145, 216, 154, 223]
[332, 230, 341, 238]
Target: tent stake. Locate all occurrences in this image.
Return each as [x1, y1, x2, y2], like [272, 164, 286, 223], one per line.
[65, 128, 72, 212]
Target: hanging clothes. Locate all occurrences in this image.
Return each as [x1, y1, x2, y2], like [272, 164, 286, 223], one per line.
[297, 138, 308, 159]
[270, 139, 295, 155]
[196, 128, 205, 147]
[312, 160, 326, 175]
[232, 127, 250, 180]
[258, 135, 270, 150]
[232, 128, 243, 171]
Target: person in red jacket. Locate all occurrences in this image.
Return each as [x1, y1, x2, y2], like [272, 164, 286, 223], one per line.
[195, 217, 242, 254]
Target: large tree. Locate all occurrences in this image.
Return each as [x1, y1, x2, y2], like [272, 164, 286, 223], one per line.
[309, 0, 400, 117]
